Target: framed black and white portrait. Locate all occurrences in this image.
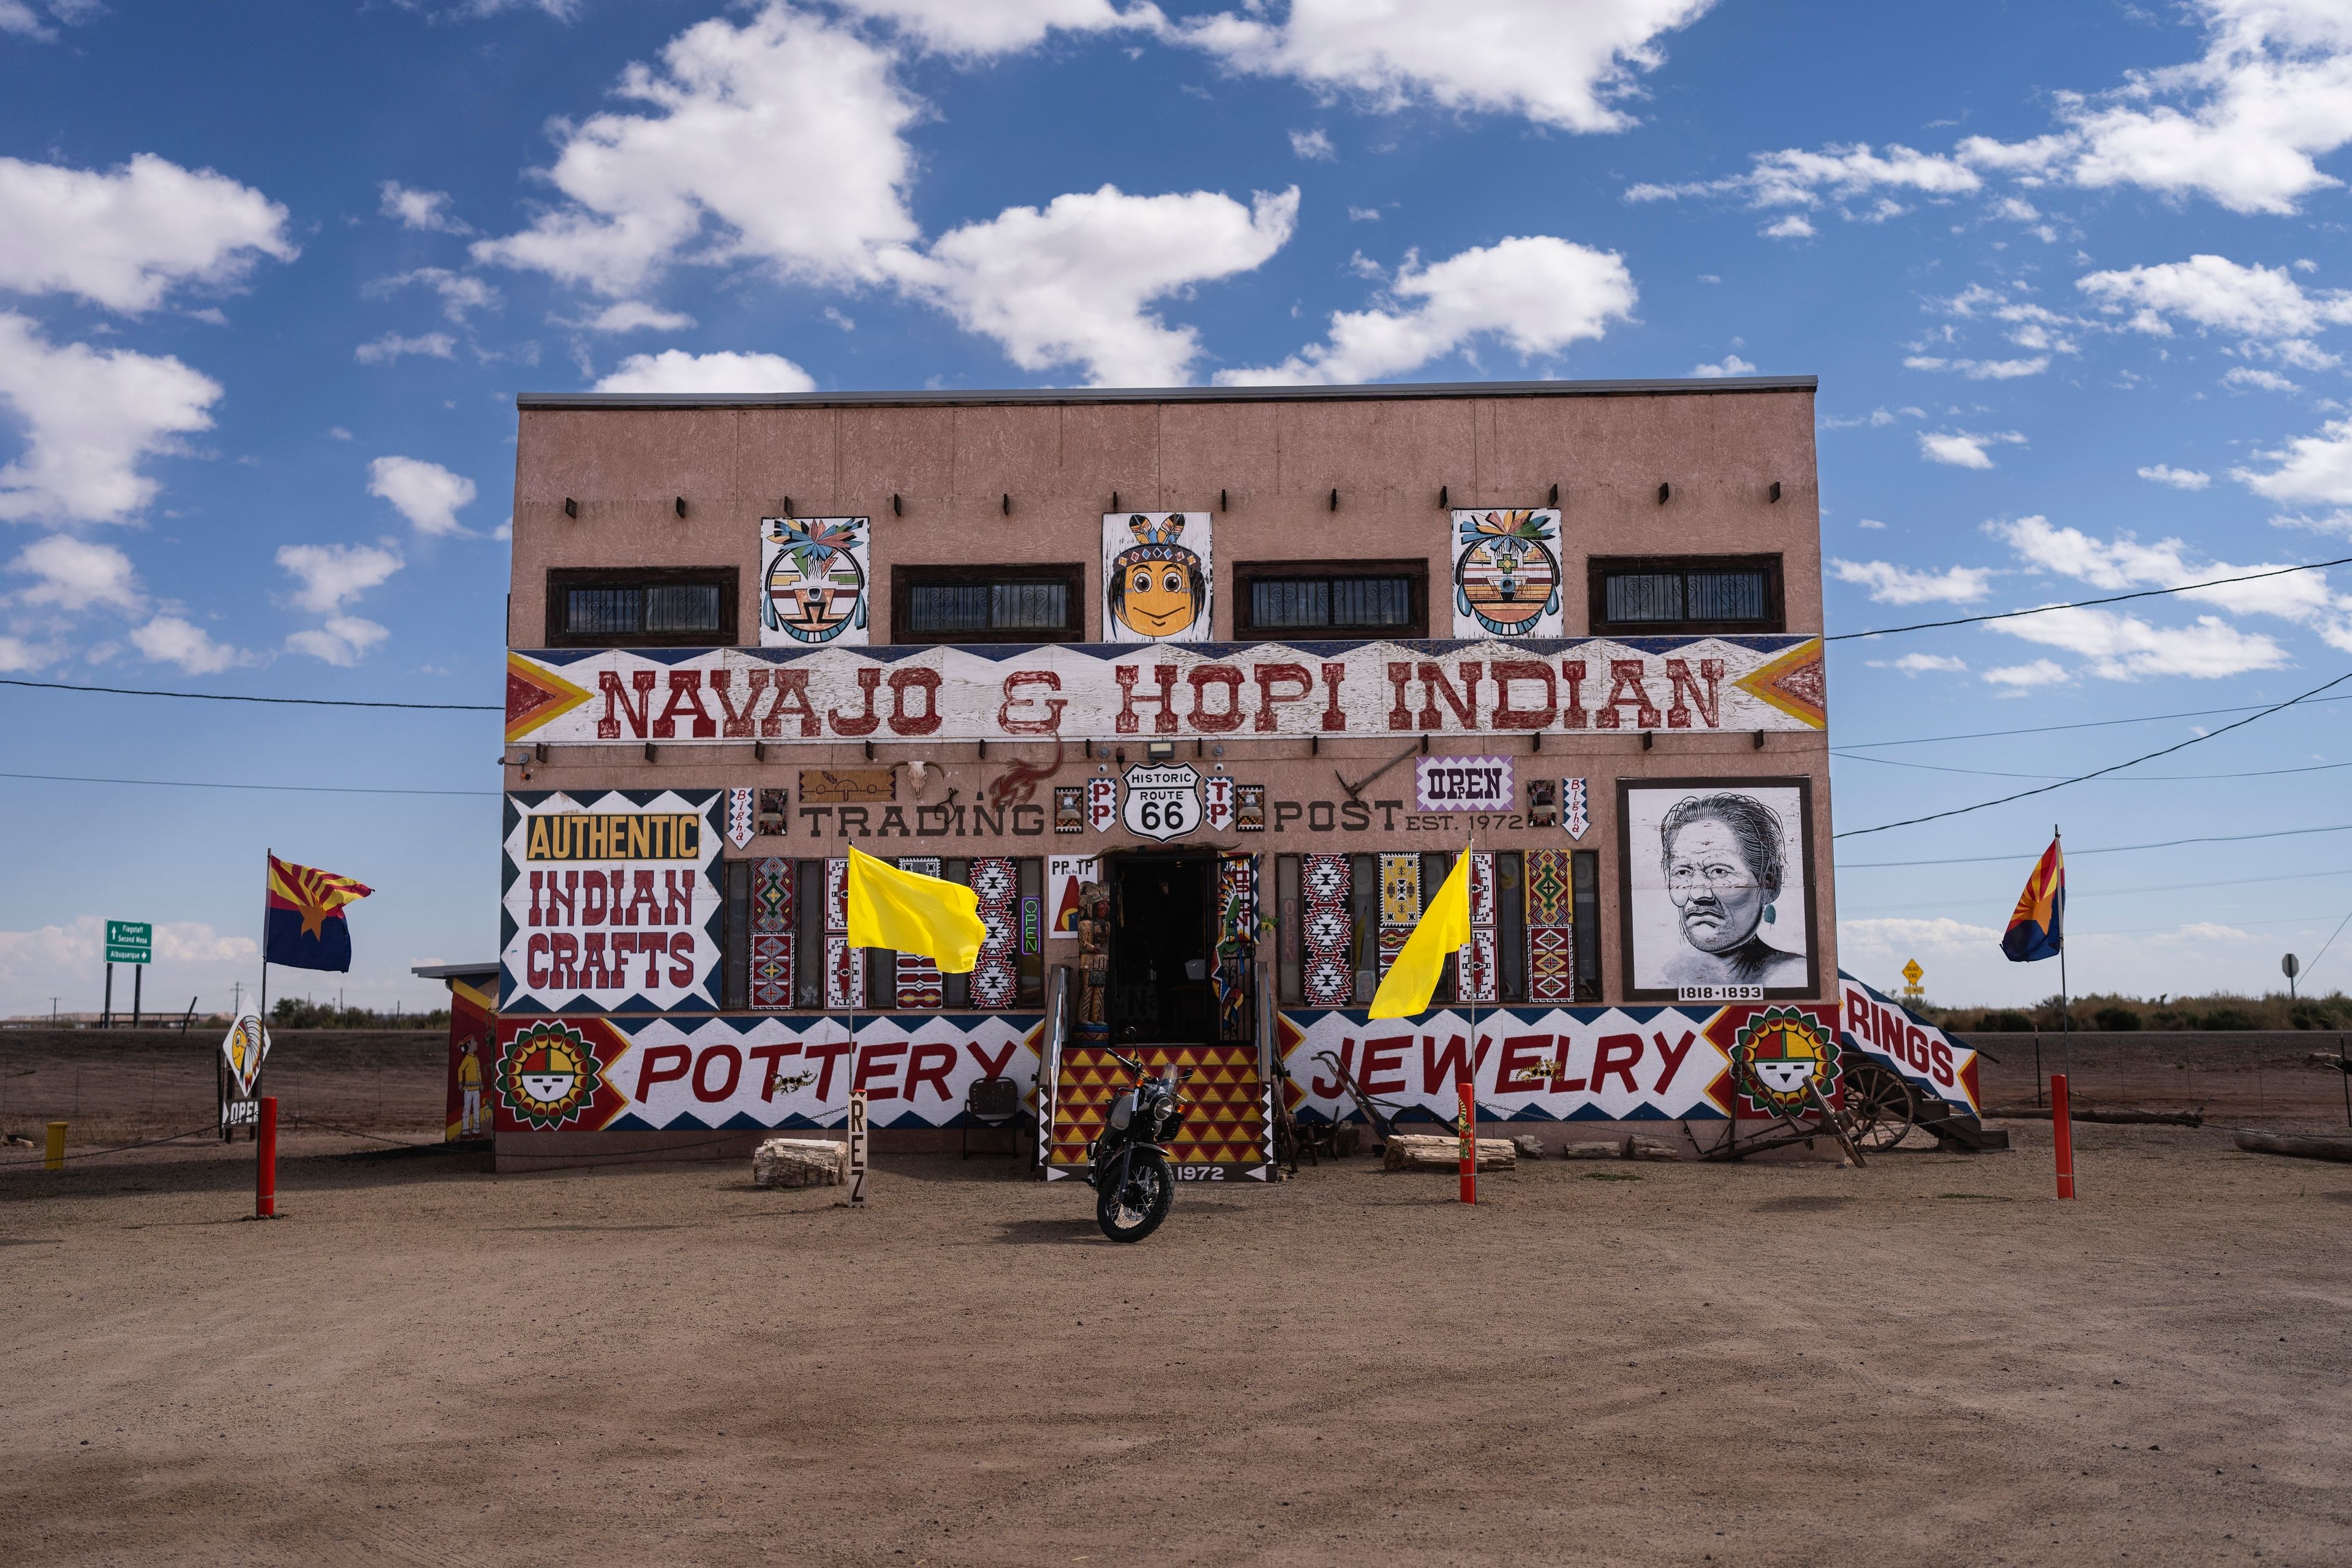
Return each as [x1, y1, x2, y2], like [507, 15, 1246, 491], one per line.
[1616, 777, 1819, 1003]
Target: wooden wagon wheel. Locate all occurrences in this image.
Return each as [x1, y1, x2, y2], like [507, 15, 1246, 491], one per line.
[1840, 1063, 1918, 1152]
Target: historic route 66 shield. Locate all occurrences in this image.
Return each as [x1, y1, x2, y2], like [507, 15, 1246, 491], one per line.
[1121, 763, 1201, 842]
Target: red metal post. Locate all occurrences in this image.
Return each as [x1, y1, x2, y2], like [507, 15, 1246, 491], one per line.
[1458, 1078, 1476, 1205]
[2049, 1073, 2073, 1200]
[257, 1095, 278, 1218]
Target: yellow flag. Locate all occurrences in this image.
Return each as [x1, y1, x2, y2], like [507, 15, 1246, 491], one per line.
[1367, 850, 1472, 1020]
[843, 844, 989, 973]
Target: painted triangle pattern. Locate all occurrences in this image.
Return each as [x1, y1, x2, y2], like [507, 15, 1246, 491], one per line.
[969, 856, 1019, 1009]
[894, 857, 944, 1008]
[1302, 853, 1352, 1007]
[1049, 1042, 1268, 1171]
[503, 653, 594, 742]
[1456, 851, 1497, 1004]
[1732, 638, 1826, 729]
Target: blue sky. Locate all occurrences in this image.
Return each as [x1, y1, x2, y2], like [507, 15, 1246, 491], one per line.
[4, 0, 2351, 1017]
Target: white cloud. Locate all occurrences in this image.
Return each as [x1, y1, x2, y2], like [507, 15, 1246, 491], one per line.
[1760, 214, 1814, 238]
[1863, 652, 1969, 674]
[355, 331, 456, 365]
[129, 614, 245, 674]
[472, 4, 921, 297]
[1690, 353, 1755, 377]
[276, 541, 403, 613]
[1637, 4, 2352, 221]
[1219, 234, 1635, 386]
[1988, 605, 2289, 679]
[1982, 658, 2071, 688]
[1902, 353, 2049, 379]
[1347, 205, 1381, 222]
[887, 185, 1298, 386]
[368, 455, 477, 537]
[594, 348, 816, 394]
[1630, 141, 1981, 209]
[1830, 559, 1994, 604]
[287, 615, 391, 667]
[0, 915, 256, 1019]
[1182, 0, 1717, 133]
[1918, 429, 2024, 469]
[369, 268, 499, 323]
[379, 181, 472, 235]
[0, 1, 99, 41]
[2137, 463, 2212, 489]
[0, 153, 295, 313]
[2076, 254, 2352, 344]
[570, 301, 696, 333]
[1838, 916, 2003, 950]
[1962, 1, 2352, 216]
[0, 313, 222, 524]
[0, 633, 56, 671]
[828, 0, 1163, 56]
[1988, 513, 2351, 649]
[9, 535, 141, 612]
[2233, 416, 2352, 510]
[1856, 517, 1887, 529]
[2226, 365, 2302, 391]
[1289, 127, 1336, 160]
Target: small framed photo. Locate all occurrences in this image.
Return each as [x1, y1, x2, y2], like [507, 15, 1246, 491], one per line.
[1526, 778, 1558, 828]
[1054, 785, 1084, 833]
[1616, 777, 1818, 1003]
[1235, 784, 1265, 832]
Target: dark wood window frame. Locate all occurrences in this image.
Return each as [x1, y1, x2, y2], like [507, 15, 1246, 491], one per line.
[888, 563, 1086, 645]
[1232, 558, 1429, 641]
[545, 565, 739, 647]
[1586, 554, 1785, 636]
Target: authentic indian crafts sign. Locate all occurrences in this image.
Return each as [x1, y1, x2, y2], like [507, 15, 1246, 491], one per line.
[503, 635, 1827, 747]
[500, 789, 726, 1014]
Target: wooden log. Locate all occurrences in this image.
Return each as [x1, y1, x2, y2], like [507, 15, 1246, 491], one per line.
[1558, 1139, 1629, 1160]
[2302, 1052, 2352, 1074]
[1626, 1136, 1683, 1162]
[1382, 1133, 1516, 1172]
[1984, 1105, 2204, 1127]
[753, 1137, 848, 1188]
[2233, 1129, 2352, 1163]
[1510, 1134, 1545, 1160]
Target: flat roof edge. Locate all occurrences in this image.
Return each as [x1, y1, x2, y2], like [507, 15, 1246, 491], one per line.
[516, 375, 1818, 412]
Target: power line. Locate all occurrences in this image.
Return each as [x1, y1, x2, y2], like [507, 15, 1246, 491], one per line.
[1826, 554, 2352, 641]
[1833, 752, 2352, 783]
[0, 771, 496, 797]
[2304, 906, 2352, 981]
[1838, 862, 2352, 916]
[0, 676, 498, 712]
[1838, 821, 2352, 869]
[1837, 692, 2352, 750]
[1833, 666, 2352, 839]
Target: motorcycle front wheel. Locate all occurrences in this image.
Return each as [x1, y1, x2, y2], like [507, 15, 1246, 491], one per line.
[1095, 1145, 1173, 1243]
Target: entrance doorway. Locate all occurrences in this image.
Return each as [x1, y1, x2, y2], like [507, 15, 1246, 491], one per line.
[1106, 851, 1215, 1046]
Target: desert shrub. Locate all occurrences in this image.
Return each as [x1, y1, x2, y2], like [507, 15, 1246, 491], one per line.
[2290, 1002, 2344, 1030]
[1977, 1009, 2034, 1032]
[2198, 1006, 2259, 1031]
[2092, 1006, 2139, 1031]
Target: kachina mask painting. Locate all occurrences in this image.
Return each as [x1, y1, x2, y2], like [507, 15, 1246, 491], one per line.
[761, 516, 870, 647]
[1618, 777, 1817, 1002]
[1104, 511, 1212, 643]
[1451, 508, 1562, 638]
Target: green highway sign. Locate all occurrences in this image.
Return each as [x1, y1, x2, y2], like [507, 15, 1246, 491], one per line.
[105, 919, 152, 965]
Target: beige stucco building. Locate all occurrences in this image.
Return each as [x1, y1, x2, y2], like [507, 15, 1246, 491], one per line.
[492, 377, 1839, 1172]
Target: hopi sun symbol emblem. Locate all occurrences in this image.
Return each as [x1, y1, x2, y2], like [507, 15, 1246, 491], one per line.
[500, 1022, 601, 1130]
[1734, 1007, 1839, 1114]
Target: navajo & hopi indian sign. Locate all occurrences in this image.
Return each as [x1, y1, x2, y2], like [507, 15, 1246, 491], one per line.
[505, 636, 1825, 746]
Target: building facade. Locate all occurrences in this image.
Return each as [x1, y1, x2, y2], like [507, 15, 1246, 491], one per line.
[492, 378, 1847, 1174]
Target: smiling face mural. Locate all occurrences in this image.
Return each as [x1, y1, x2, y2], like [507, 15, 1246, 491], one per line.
[1104, 511, 1212, 643]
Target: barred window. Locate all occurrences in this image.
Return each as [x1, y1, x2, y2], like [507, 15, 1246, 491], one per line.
[1591, 556, 1782, 634]
[547, 568, 736, 647]
[893, 566, 1082, 643]
[1237, 562, 1425, 639]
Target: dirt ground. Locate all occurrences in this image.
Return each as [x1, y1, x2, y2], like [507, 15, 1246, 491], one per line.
[5, 1106, 2350, 1567]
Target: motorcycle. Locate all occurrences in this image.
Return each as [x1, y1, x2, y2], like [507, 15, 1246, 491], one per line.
[1085, 1050, 1191, 1242]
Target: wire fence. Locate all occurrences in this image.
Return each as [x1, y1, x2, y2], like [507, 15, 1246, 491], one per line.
[1973, 1029, 2352, 1131]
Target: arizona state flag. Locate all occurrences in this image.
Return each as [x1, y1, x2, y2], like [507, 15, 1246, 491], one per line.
[2000, 838, 2064, 963]
[265, 855, 375, 972]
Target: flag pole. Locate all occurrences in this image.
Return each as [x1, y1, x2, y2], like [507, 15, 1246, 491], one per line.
[2055, 824, 2070, 1083]
[256, 848, 271, 1144]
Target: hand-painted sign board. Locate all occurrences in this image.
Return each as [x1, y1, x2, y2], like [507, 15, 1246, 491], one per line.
[503, 636, 1827, 747]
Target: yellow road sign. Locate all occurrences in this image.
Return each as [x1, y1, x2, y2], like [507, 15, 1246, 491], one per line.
[1900, 959, 1923, 987]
